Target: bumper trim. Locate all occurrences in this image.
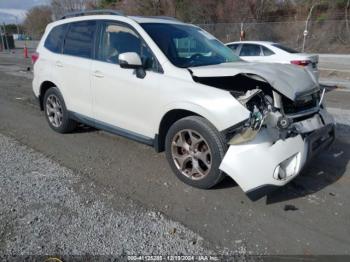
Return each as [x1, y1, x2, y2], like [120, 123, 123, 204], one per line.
[246, 185, 279, 201]
[305, 123, 335, 160]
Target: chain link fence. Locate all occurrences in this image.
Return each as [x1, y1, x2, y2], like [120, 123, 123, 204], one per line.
[199, 20, 350, 53]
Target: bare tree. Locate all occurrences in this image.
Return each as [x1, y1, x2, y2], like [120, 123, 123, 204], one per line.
[302, 0, 321, 51]
[23, 6, 52, 39]
[135, 0, 163, 16]
[51, 0, 99, 19]
[247, 0, 277, 22]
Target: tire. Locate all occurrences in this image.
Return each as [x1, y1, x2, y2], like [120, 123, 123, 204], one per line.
[43, 87, 77, 133]
[165, 116, 227, 189]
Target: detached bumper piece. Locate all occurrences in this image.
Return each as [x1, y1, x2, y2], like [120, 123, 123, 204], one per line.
[219, 109, 335, 201]
[305, 123, 335, 161]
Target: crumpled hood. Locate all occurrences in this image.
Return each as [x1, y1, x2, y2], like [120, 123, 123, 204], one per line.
[189, 62, 319, 100]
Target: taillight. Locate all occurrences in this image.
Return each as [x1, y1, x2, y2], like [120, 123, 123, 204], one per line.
[291, 60, 311, 66]
[31, 52, 39, 64]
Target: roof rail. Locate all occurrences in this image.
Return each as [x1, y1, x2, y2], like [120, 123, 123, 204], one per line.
[134, 16, 180, 22]
[155, 16, 180, 21]
[60, 9, 124, 20]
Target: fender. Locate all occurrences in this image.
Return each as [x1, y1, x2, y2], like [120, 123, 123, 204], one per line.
[157, 100, 250, 134]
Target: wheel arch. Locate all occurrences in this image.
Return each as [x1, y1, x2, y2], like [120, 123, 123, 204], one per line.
[39, 81, 57, 111]
[155, 109, 201, 152]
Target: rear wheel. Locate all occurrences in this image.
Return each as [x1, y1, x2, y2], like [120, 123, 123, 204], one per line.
[43, 87, 76, 133]
[165, 116, 227, 189]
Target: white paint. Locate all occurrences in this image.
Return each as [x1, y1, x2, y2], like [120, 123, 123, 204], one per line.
[220, 130, 307, 192]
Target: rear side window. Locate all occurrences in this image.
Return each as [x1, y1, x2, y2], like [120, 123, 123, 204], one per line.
[262, 46, 275, 56]
[63, 21, 96, 59]
[240, 44, 261, 56]
[44, 24, 68, 53]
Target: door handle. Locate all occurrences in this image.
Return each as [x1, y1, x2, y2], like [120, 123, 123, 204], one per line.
[93, 71, 104, 78]
[55, 61, 63, 67]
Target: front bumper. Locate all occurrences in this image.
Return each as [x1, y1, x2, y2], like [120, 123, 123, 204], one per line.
[219, 109, 335, 201]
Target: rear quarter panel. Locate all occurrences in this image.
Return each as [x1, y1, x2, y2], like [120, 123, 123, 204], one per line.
[33, 27, 52, 97]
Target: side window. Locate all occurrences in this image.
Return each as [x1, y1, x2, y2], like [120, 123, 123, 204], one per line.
[227, 44, 239, 53]
[262, 46, 275, 56]
[239, 44, 261, 56]
[63, 21, 96, 59]
[97, 22, 157, 71]
[44, 24, 68, 53]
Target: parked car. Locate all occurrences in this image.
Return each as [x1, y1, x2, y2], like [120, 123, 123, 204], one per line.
[226, 41, 319, 80]
[32, 10, 335, 200]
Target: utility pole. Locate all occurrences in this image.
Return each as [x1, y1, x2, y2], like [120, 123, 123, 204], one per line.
[15, 17, 20, 35]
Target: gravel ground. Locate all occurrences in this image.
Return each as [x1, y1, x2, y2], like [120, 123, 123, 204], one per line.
[0, 133, 221, 258]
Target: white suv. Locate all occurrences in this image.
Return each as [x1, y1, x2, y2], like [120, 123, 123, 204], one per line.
[33, 10, 335, 200]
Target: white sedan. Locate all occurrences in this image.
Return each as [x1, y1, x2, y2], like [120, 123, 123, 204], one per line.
[226, 41, 319, 80]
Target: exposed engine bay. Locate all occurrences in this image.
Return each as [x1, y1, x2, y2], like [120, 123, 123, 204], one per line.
[193, 73, 326, 145]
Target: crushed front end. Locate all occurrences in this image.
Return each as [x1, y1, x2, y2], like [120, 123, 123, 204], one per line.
[192, 67, 336, 200]
[220, 80, 335, 200]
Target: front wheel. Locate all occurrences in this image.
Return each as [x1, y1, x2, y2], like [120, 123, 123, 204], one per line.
[165, 116, 227, 189]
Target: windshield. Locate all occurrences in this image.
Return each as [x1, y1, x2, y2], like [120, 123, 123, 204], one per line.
[272, 43, 299, 53]
[141, 23, 240, 68]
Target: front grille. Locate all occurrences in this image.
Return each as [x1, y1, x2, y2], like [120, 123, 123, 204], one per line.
[282, 92, 319, 115]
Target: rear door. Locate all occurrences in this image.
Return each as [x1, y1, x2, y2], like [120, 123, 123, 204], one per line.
[59, 20, 97, 118]
[39, 23, 68, 94]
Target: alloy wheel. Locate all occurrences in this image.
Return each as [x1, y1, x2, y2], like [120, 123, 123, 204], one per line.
[46, 94, 63, 128]
[171, 129, 212, 180]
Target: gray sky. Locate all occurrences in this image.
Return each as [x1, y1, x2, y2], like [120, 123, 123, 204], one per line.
[0, 0, 49, 23]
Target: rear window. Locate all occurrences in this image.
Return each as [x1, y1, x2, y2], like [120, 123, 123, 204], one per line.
[63, 21, 96, 59]
[272, 43, 299, 53]
[44, 24, 68, 53]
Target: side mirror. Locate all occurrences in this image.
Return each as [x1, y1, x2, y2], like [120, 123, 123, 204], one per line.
[119, 52, 143, 69]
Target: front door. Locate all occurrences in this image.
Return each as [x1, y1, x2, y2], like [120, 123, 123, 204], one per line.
[91, 21, 163, 138]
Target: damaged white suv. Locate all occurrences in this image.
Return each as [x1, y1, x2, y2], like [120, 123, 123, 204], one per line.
[33, 11, 335, 200]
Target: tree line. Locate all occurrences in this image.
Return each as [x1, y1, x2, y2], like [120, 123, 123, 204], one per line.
[22, 0, 350, 40]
